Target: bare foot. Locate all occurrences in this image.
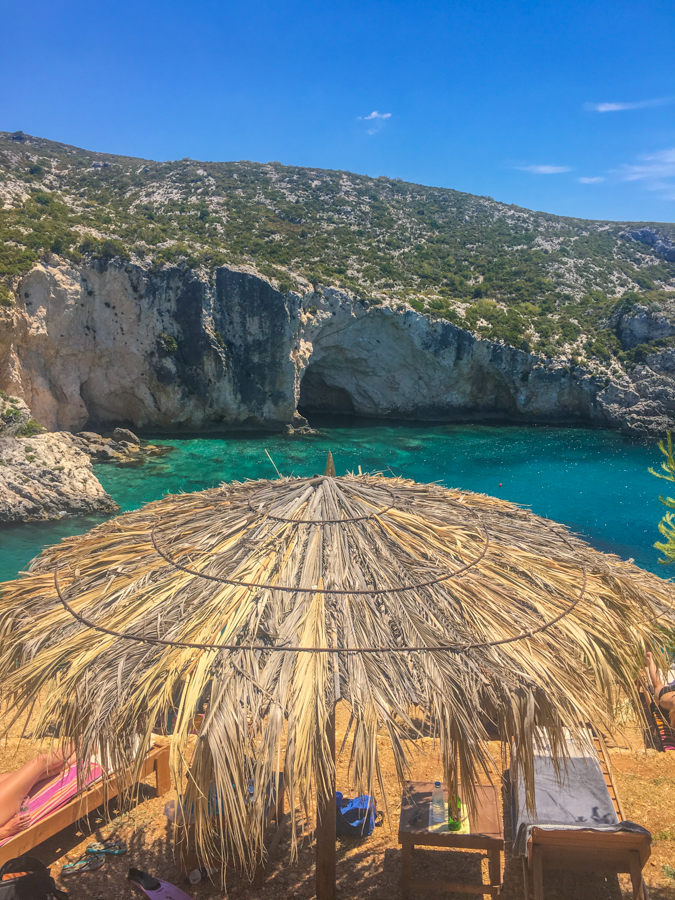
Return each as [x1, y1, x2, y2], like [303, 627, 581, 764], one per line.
[0, 813, 30, 841]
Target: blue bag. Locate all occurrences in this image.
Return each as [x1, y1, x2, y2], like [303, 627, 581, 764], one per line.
[335, 792, 384, 837]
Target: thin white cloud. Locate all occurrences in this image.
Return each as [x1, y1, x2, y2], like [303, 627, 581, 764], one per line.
[517, 165, 572, 175]
[617, 147, 675, 181]
[614, 147, 675, 200]
[358, 110, 392, 135]
[585, 97, 672, 113]
[579, 176, 605, 184]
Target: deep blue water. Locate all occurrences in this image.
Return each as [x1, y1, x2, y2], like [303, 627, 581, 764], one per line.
[0, 421, 672, 582]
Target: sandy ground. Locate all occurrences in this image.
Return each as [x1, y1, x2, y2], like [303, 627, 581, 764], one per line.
[1, 706, 675, 900]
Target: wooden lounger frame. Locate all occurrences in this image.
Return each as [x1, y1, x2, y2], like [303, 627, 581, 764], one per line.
[0, 743, 171, 867]
[638, 673, 675, 752]
[521, 731, 650, 900]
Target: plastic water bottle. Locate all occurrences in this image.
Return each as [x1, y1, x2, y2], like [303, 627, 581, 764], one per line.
[431, 781, 445, 825]
[186, 865, 217, 884]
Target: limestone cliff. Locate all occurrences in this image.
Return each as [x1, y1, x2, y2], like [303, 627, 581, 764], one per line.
[1, 257, 674, 437]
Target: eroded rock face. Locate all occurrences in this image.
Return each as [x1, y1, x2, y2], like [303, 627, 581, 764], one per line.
[1, 258, 674, 437]
[0, 259, 300, 432]
[0, 432, 119, 523]
[626, 228, 675, 263]
[0, 394, 31, 436]
[299, 304, 600, 424]
[617, 302, 675, 349]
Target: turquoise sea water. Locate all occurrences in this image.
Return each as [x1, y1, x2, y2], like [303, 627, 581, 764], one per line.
[0, 421, 672, 582]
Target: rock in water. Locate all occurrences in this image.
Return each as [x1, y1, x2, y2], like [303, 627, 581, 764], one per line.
[112, 427, 141, 445]
[0, 433, 119, 523]
[76, 431, 104, 443]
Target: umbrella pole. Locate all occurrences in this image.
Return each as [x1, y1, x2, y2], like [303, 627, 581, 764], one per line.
[316, 705, 336, 900]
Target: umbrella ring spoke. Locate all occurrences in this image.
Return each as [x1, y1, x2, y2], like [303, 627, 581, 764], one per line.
[149, 524, 491, 594]
[52, 560, 588, 654]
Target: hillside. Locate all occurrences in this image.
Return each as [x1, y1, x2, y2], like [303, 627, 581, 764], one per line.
[2, 130, 675, 373]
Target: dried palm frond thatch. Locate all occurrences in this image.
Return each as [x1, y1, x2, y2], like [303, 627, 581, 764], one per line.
[0, 473, 672, 876]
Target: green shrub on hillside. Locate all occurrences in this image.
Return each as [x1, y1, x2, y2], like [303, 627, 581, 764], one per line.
[0, 283, 14, 307]
[159, 332, 179, 354]
[79, 237, 131, 261]
[15, 418, 44, 437]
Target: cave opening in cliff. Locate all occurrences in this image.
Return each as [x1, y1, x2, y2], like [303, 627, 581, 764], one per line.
[298, 364, 356, 417]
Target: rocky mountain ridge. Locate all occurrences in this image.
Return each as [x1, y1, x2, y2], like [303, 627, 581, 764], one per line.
[2, 131, 675, 372]
[1, 132, 675, 439]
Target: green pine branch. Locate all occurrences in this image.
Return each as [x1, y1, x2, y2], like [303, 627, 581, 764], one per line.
[650, 433, 675, 563]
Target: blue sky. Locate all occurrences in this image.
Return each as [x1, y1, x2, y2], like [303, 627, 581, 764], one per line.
[1, 0, 674, 222]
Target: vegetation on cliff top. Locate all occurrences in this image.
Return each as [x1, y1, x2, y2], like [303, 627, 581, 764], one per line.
[1, 130, 674, 366]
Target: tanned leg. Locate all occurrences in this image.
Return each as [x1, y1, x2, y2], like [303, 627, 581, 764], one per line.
[646, 652, 665, 698]
[0, 744, 74, 829]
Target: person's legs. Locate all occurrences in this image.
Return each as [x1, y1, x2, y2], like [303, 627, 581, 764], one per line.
[0, 756, 51, 827]
[646, 651, 665, 697]
[0, 745, 74, 828]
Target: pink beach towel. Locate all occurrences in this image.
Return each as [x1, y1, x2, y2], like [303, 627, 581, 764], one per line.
[0, 761, 104, 847]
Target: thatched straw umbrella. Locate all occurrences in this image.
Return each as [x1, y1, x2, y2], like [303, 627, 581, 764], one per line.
[0, 464, 673, 898]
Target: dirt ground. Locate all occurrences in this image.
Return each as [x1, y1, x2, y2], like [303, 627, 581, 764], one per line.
[1, 706, 675, 900]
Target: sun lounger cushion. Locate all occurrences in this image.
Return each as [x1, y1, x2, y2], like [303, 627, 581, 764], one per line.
[0, 762, 103, 849]
[511, 749, 649, 857]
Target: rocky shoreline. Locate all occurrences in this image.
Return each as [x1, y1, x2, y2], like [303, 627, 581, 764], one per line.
[0, 424, 171, 523]
[72, 427, 172, 465]
[0, 432, 118, 523]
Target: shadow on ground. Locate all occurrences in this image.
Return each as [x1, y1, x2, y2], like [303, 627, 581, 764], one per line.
[18, 769, 675, 900]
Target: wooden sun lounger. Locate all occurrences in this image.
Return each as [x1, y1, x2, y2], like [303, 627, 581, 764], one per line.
[638, 673, 675, 752]
[0, 743, 171, 867]
[516, 732, 651, 900]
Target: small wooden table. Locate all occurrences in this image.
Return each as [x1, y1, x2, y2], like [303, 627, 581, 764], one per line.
[398, 781, 504, 897]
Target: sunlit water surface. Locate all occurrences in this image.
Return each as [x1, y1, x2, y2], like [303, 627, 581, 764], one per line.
[0, 421, 671, 582]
